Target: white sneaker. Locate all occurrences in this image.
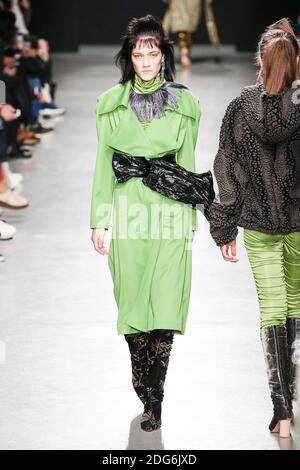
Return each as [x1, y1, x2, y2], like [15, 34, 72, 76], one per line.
[0, 254, 5, 262]
[1, 162, 24, 189]
[40, 106, 66, 117]
[0, 219, 17, 239]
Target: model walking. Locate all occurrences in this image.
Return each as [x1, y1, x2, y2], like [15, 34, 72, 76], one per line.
[90, 15, 201, 432]
[209, 18, 300, 438]
[162, 0, 221, 68]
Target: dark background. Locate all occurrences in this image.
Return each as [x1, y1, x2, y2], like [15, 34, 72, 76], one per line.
[29, 0, 300, 52]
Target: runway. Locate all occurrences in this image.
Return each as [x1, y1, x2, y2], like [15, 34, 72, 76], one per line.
[0, 45, 297, 450]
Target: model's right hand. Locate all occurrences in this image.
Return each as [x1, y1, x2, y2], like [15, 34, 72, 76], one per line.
[0, 104, 18, 122]
[91, 228, 108, 255]
[220, 239, 239, 263]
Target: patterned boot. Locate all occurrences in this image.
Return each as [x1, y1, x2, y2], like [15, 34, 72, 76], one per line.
[260, 324, 293, 436]
[286, 317, 300, 402]
[125, 332, 149, 407]
[140, 329, 174, 432]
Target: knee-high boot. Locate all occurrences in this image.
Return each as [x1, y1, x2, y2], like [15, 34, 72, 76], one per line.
[124, 332, 149, 406]
[260, 324, 293, 435]
[286, 317, 300, 401]
[141, 329, 174, 432]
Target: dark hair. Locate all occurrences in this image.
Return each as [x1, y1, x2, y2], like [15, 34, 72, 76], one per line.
[114, 14, 175, 84]
[256, 18, 299, 95]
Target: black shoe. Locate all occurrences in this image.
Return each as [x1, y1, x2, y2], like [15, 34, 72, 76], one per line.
[8, 145, 32, 159]
[260, 324, 293, 433]
[29, 123, 54, 135]
[140, 401, 162, 432]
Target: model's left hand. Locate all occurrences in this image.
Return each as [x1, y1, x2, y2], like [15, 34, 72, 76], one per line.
[220, 239, 239, 263]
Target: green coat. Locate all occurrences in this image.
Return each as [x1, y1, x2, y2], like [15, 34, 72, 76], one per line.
[90, 79, 201, 335]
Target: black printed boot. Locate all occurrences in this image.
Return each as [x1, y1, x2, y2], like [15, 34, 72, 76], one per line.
[140, 329, 174, 432]
[125, 332, 149, 407]
[260, 324, 293, 438]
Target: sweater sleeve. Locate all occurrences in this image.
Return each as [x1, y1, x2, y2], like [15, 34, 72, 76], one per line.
[176, 96, 201, 231]
[90, 98, 116, 229]
[209, 98, 246, 246]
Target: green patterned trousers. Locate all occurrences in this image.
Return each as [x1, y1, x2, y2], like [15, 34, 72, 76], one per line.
[244, 229, 300, 327]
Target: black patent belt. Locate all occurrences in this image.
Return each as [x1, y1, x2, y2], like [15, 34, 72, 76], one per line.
[112, 151, 215, 221]
[112, 152, 176, 183]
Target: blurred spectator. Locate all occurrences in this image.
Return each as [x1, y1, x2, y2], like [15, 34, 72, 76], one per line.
[20, 34, 65, 119]
[162, 0, 221, 68]
[0, 0, 66, 261]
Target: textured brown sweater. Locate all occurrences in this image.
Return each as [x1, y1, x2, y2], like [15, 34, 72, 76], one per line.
[209, 84, 300, 246]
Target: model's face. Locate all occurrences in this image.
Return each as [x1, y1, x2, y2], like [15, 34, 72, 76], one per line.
[131, 37, 163, 81]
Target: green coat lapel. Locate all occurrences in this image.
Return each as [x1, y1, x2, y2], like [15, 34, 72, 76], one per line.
[107, 107, 184, 157]
[97, 79, 198, 157]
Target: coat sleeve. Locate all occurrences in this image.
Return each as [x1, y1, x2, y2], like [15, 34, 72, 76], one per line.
[209, 98, 246, 246]
[90, 98, 116, 229]
[176, 96, 201, 231]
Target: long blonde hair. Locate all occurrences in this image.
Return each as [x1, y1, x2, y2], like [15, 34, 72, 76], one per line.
[257, 18, 299, 95]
